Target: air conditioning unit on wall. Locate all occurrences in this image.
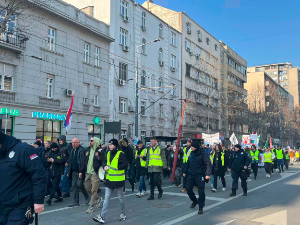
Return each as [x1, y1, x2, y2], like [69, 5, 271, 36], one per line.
[66, 89, 74, 96]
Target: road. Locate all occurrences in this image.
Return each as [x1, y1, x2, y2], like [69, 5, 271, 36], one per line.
[40, 164, 300, 225]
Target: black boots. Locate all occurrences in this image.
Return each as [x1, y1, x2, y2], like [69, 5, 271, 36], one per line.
[243, 189, 247, 196]
[229, 189, 236, 197]
[190, 201, 197, 208]
[147, 196, 154, 200]
[158, 190, 163, 199]
[198, 207, 203, 214]
[54, 197, 63, 203]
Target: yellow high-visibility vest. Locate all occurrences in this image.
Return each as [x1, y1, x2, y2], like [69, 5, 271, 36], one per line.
[106, 151, 125, 182]
[250, 150, 259, 161]
[135, 148, 148, 167]
[183, 147, 192, 163]
[148, 146, 163, 167]
[264, 152, 272, 163]
[210, 152, 225, 166]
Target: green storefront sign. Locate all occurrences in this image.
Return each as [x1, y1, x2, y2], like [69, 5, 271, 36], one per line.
[0, 108, 20, 117]
[94, 117, 100, 124]
[32, 111, 66, 121]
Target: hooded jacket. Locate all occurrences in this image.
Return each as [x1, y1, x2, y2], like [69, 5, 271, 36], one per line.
[0, 135, 47, 216]
[85, 137, 106, 174]
[119, 139, 133, 166]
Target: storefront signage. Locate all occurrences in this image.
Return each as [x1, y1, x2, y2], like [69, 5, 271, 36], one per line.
[32, 111, 66, 121]
[0, 108, 19, 117]
[94, 117, 100, 124]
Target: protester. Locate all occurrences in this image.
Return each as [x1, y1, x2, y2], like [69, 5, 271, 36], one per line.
[264, 148, 272, 177]
[183, 140, 212, 215]
[41, 140, 52, 196]
[250, 145, 260, 180]
[93, 139, 128, 224]
[276, 147, 285, 173]
[168, 146, 183, 188]
[284, 150, 290, 170]
[228, 144, 250, 197]
[181, 139, 192, 193]
[135, 140, 148, 197]
[119, 138, 134, 192]
[211, 144, 226, 192]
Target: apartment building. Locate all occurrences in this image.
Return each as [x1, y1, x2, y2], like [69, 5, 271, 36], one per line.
[220, 41, 248, 140]
[143, 1, 221, 139]
[248, 63, 300, 108]
[245, 71, 294, 146]
[63, 0, 182, 142]
[0, 0, 113, 145]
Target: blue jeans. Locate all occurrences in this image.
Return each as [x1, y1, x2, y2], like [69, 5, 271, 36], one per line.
[60, 165, 70, 195]
[139, 175, 146, 192]
[277, 159, 284, 172]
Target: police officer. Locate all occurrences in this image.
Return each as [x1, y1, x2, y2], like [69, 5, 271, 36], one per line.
[0, 132, 47, 225]
[228, 144, 250, 197]
[183, 140, 212, 215]
[181, 139, 192, 193]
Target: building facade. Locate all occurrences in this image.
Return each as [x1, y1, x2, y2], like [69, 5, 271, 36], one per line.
[248, 63, 300, 108]
[143, 1, 222, 139]
[63, 0, 182, 143]
[0, 0, 113, 146]
[220, 41, 248, 141]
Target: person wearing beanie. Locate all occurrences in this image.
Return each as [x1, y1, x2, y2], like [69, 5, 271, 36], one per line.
[181, 139, 192, 193]
[46, 142, 65, 206]
[183, 140, 212, 215]
[0, 132, 47, 223]
[135, 140, 148, 197]
[93, 139, 128, 223]
[228, 144, 250, 197]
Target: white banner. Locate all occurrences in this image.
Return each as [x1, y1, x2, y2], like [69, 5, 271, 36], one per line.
[229, 132, 238, 146]
[202, 133, 220, 146]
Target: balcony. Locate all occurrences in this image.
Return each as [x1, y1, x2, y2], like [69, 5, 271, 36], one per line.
[39, 97, 60, 107]
[0, 91, 15, 102]
[0, 31, 28, 55]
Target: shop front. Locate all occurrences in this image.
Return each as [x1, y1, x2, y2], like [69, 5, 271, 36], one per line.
[88, 117, 103, 143]
[0, 107, 20, 135]
[32, 111, 66, 143]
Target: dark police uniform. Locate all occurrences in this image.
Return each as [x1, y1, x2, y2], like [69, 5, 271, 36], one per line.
[184, 143, 212, 213]
[228, 146, 250, 196]
[0, 134, 47, 225]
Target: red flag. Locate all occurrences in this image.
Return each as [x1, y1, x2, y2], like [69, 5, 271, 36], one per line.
[270, 136, 273, 149]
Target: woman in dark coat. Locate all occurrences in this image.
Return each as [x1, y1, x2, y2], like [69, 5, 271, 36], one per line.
[211, 144, 226, 192]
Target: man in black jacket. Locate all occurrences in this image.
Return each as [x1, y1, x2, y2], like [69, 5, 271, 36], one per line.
[85, 137, 106, 213]
[46, 143, 65, 206]
[41, 140, 52, 196]
[58, 135, 71, 198]
[183, 140, 212, 215]
[228, 144, 250, 197]
[68, 138, 90, 207]
[0, 132, 47, 225]
[119, 139, 134, 192]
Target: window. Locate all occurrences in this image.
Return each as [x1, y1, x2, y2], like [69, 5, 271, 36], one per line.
[83, 83, 89, 104]
[150, 101, 155, 117]
[94, 86, 99, 106]
[141, 100, 146, 116]
[186, 64, 191, 77]
[0, 10, 16, 34]
[185, 40, 191, 51]
[196, 71, 200, 81]
[171, 83, 176, 96]
[141, 39, 146, 54]
[271, 65, 277, 69]
[196, 47, 201, 58]
[158, 48, 163, 62]
[279, 71, 283, 76]
[0, 63, 13, 91]
[88, 124, 101, 142]
[120, 0, 128, 17]
[84, 42, 90, 63]
[206, 53, 210, 63]
[171, 55, 176, 68]
[94, 47, 100, 67]
[159, 23, 163, 37]
[151, 74, 156, 88]
[120, 28, 128, 45]
[119, 97, 127, 113]
[141, 70, 146, 86]
[171, 32, 176, 46]
[48, 28, 56, 51]
[215, 44, 218, 51]
[0, 117, 13, 136]
[171, 107, 176, 121]
[141, 131, 146, 143]
[158, 77, 163, 91]
[205, 74, 211, 85]
[36, 120, 61, 143]
[119, 62, 127, 81]
[186, 23, 191, 34]
[46, 75, 54, 98]
[206, 37, 210, 45]
[159, 104, 163, 118]
[212, 78, 218, 89]
[142, 12, 146, 27]
[283, 70, 287, 74]
[186, 89, 191, 99]
[197, 30, 202, 42]
[150, 130, 156, 137]
[121, 130, 127, 139]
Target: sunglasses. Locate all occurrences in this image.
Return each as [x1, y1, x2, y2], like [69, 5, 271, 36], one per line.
[90, 140, 94, 142]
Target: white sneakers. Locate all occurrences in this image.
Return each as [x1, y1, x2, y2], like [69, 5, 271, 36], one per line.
[93, 215, 105, 224]
[222, 188, 226, 192]
[136, 191, 147, 197]
[119, 213, 126, 221]
[266, 174, 271, 178]
[211, 188, 217, 192]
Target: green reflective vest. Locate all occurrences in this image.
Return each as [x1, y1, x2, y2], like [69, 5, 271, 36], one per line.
[276, 149, 283, 159]
[183, 147, 192, 163]
[210, 152, 225, 166]
[296, 152, 299, 158]
[135, 148, 148, 167]
[264, 152, 272, 163]
[106, 151, 125, 182]
[148, 146, 163, 167]
[250, 150, 259, 161]
[286, 153, 290, 160]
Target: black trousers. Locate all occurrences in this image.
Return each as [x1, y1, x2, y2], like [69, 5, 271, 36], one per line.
[149, 172, 163, 196]
[264, 162, 272, 175]
[49, 175, 62, 200]
[251, 163, 258, 178]
[71, 172, 89, 204]
[0, 208, 34, 225]
[285, 159, 289, 169]
[187, 175, 206, 208]
[231, 170, 247, 191]
[213, 173, 226, 189]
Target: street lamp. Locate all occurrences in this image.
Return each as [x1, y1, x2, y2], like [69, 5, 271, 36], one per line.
[135, 39, 160, 143]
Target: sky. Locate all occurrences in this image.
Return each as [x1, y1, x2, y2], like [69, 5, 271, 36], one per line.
[136, 0, 300, 67]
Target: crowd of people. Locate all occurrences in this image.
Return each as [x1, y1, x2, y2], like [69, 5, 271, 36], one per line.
[0, 131, 299, 225]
